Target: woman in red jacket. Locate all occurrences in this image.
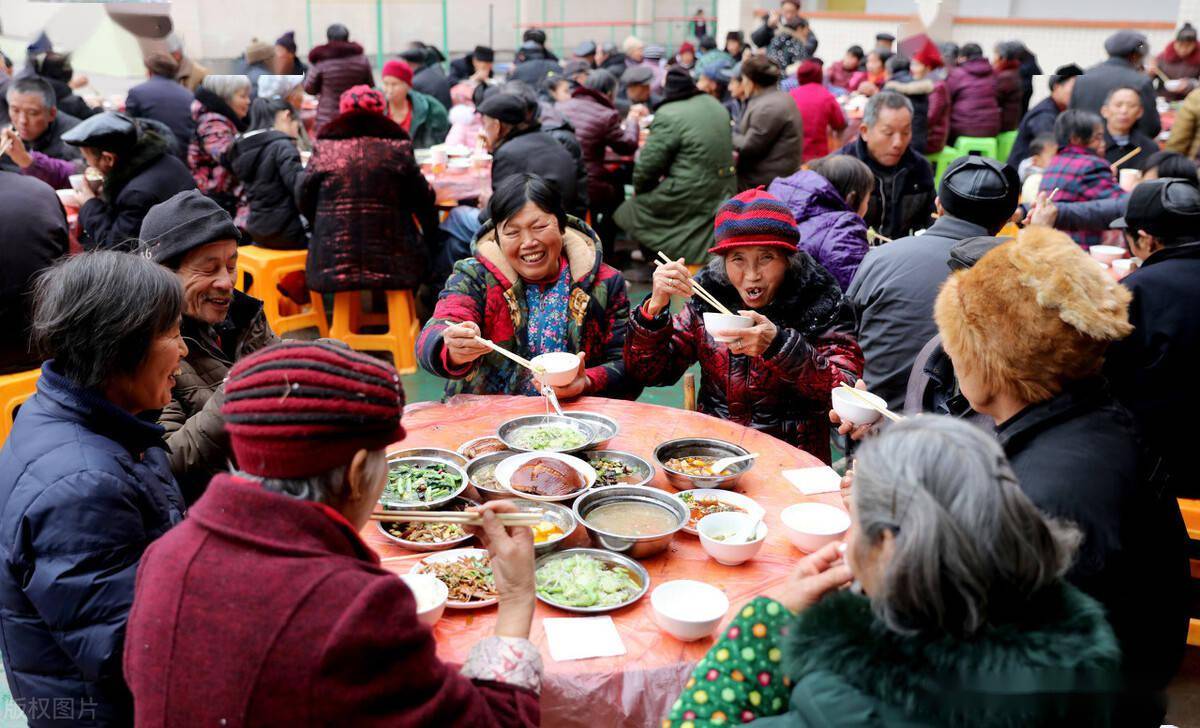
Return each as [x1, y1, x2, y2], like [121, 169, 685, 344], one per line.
[789, 59, 847, 161]
[124, 341, 543, 727]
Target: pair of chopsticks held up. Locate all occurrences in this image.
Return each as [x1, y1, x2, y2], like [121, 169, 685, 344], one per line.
[372, 510, 544, 526]
[652, 251, 737, 316]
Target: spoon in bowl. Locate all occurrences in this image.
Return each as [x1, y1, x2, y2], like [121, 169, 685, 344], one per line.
[709, 452, 759, 475]
[540, 384, 566, 417]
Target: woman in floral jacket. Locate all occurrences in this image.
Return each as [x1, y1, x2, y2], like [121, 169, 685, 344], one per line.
[188, 74, 250, 219]
[418, 174, 638, 401]
[624, 189, 862, 462]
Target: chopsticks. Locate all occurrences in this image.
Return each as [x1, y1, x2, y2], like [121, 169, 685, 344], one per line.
[473, 336, 544, 373]
[0, 136, 11, 161]
[838, 383, 903, 423]
[1111, 147, 1142, 170]
[1153, 67, 1172, 84]
[655, 252, 737, 316]
[372, 510, 545, 526]
[867, 227, 893, 245]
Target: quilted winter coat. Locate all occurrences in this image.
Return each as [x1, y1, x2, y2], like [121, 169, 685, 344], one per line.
[417, 217, 638, 400]
[946, 57, 1001, 140]
[768, 170, 869, 291]
[303, 40, 375, 134]
[624, 256, 863, 462]
[300, 110, 439, 293]
[187, 86, 245, 217]
[556, 86, 639, 207]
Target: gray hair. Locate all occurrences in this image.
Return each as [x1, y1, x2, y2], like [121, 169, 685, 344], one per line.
[7, 77, 56, 110]
[583, 69, 618, 97]
[201, 74, 251, 105]
[863, 90, 913, 128]
[32, 251, 183, 389]
[236, 465, 349, 505]
[165, 32, 183, 55]
[852, 416, 1080, 637]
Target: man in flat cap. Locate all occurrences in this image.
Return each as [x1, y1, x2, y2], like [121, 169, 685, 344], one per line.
[449, 45, 495, 85]
[573, 40, 598, 68]
[875, 32, 895, 53]
[62, 111, 195, 251]
[618, 64, 660, 115]
[1071, 30, 1160, 138]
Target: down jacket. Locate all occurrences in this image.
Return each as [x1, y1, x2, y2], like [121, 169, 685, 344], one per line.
[1164, 87, 1200, 159]
[158, 290, 279, 502]
[624, 255, 863, 463]
[733, 87, 805, 190]
[300, 110, 439, 293]
[556, 86, 639, 206]
[188, 86, 245, 217]
[304, 40, 375, 134]
[418, 217, 638, 400]
[0, 362, 186, 726]
[768, 170, 869, 291]
[226, 128, 307, 248]
[995, 60, 1024, 132]
[946, 57, 1001, 140]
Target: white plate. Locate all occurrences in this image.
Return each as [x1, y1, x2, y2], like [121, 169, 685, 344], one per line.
[674, 488, 765, 536]
[411, 548, 498, 609]
[495, 452, 597, 502]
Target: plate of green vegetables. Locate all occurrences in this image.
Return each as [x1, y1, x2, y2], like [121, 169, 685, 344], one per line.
[534, 548, 650, 613]
[380, 457, 468, 510]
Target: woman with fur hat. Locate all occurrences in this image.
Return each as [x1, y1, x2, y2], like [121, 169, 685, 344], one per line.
[625, 188, 863, 463]
[934, 226, 1190, 723]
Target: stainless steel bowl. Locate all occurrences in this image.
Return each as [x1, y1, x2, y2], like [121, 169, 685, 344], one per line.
[498, 414, 597, 454]
[379, 457, 469, 510]
[464, 449, 519, 501]
[584, 450, 654, 488]
[572, 485, 688, 559]
[375, 496, 478, 551]
[386, 447, 468, 469]
[534, 547, 650, 613]
[564, 412, 619, 449]
[457, 436, 509, 460]
[653, 438, 753, 491]
[509, 499, 577, 555]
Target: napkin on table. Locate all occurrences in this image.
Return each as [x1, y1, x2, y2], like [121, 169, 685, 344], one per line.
[782, 466, 842, 495]
[543, 616, 626, 662]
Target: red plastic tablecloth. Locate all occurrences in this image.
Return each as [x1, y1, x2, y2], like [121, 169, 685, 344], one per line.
[366, 395, 842, 728]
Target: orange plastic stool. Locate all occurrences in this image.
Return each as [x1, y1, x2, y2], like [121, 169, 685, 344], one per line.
[328, 290, 419, 373]
[235, 246, 329, 338]
[0, 368, 40, 446]
[1179, 498, 1200, 646]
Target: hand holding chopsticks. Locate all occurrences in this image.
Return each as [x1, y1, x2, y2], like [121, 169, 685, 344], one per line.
[1111, 147, 1142, 172]
[838, 383, 903, 423]
[472, 336, 544, 373]
[654, 251, 737, 316]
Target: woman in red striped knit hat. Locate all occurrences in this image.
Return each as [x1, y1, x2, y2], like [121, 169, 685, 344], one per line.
[624, 188, 864, 463]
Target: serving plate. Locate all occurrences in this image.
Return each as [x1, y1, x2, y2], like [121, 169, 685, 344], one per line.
[534, 547, 650, 613]
[379, 457, 469, 511]
[494, 451, 597, 502]
[563, 412, 619, 449]
[584, 450, 654, 488]
[674, 488, 765, 536]
[498, 414, 597, 454]
[411, 548, 498, 609]
[386, 447, 469, 468]
[376, 496, 478, 551]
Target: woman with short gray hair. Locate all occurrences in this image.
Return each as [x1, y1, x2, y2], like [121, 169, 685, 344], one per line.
[190, 74, 251, 216]
[668, 416, 1122, 726]
[0, 251, 187, 725]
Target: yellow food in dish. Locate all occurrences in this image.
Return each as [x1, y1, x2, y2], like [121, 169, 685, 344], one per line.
[531, 520, 565, 544]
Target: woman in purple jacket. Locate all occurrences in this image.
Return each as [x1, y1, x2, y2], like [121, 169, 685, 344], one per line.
[767, 154, 873, 290]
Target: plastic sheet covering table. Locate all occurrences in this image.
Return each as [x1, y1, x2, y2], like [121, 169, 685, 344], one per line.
[367, 395, 842, 727]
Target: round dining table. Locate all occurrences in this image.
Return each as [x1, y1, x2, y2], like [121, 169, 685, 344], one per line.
[366, 394, 842, 727]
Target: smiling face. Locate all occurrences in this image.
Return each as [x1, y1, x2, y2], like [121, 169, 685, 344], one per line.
[497, 201, 565, 283]
[108, 319, 188, 413]
[723, 246, 788, 308]
[177, 239, 238, 325]
[230, 86, 252, 119]
[1101, 88, 1143, 136]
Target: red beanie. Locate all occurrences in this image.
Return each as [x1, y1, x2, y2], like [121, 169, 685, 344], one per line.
[222, 341, 406, 478]
[338, 84, 387, 115]
[913, 38, 943, 70]
[678, 41, 696, 56]
[795, 59, 823, 85]
[382, 58, 415, 85]
[710, 188, 800, 255]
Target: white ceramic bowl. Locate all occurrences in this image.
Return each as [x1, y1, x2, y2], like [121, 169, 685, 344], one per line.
[702, 312, 753, 343]
[830, 386, 886, 426]
[697, 512, 767, 566]
[1089, 245, 1126, 265]
[531, 352, 581, 386]
[651, 579, 730, 641]
[1111, 257, 1137, 278]
[780, 503, 851, 553]
[494, 451, 597, 502]
[399, 573, 449, 625]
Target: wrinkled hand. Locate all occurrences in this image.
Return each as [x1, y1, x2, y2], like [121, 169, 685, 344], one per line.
[69, 73, 89, 90]
[839, 467, 854, 509]
[718, 310, 777, 358]
[772, 541, 853, 614]
[1, 128, 31, 169]
[828, 378, 877, 440]
[1026, 190, 1058, 228]
[540, 352, 588, 401]
[77, 167, 102, 203]
[470, 500, 536, 639]
[627, 104, 649, 123]
[647, 258, 693, 316]
[443, 321, 491, 367]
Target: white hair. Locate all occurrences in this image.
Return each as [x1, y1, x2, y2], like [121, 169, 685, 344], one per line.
[201, 74, 252, 105]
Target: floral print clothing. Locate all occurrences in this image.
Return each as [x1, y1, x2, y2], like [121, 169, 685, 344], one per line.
[520, 259, 572, 394]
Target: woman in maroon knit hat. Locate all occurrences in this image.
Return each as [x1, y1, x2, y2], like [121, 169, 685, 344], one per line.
[624, 189, 864, 462]
[124, 340, 542, 727]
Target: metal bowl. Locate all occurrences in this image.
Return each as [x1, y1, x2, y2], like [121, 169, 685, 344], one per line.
[497, 414, 597, 454]
[387, 447, 468, 469]
[508, 499, 576, 555]
[584, 450, 655, 488]
[464, 449, 519, 501]
[564, 412, 619, 449]
[653, 438, 753, 491]
[534, 547, 650, 613]
[375, 496, 479, 551]
[572, 485, 688, 559]
[379, 457, 469, 511]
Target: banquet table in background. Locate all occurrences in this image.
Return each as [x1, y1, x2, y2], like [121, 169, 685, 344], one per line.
[367, 395, 841, 728]
[422, 164, 491, 208]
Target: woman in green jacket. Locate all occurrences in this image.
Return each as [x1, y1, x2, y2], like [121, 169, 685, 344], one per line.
[381, 59, 449, 149]
[667, 416, 1122, 727]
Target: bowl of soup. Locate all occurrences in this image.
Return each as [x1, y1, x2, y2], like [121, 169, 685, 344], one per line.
[573, 485, 688, 559]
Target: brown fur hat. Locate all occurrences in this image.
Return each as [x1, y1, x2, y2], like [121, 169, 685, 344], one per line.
[934, 226, 1133, 403]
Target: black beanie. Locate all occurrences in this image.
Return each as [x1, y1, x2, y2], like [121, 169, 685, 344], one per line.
[141, 190, 242, 267]
[276, 31, 297, 54]
[938, 156, 1020, 231]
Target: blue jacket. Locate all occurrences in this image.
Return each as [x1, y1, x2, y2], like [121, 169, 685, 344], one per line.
[0, 362, 185, 726]
[768, 170, 869, 291]
[124, 74, 197, 159]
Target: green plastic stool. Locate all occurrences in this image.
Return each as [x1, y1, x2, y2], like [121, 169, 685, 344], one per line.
[927, 146, 965, 187]
[996, 130, 1019, 164]
[954, 136, 1000, 160]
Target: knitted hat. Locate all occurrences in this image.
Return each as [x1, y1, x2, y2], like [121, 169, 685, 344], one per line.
[275, 31, 297, 54]
[911, 38, 943, 70]
[678, 41, 696, 56]
[222, 341, 406, 479]
[710, 188, 800, 254]
[382, 58, 414, 85]
[339, 85, 386, 115]
[141, 190, 242, 266]
[795, 58, 823, 85]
